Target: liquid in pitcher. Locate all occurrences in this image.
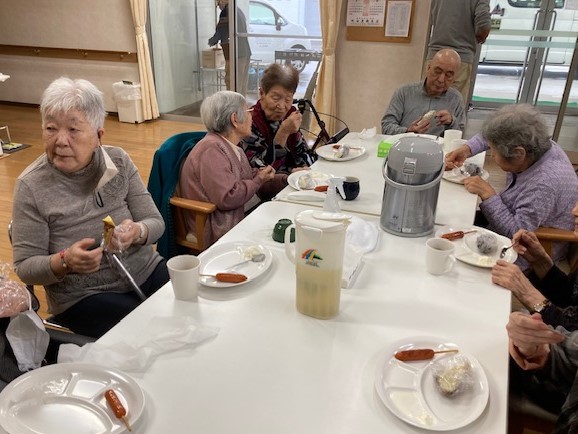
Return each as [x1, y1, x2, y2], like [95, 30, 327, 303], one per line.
[296, 263, 341, 319]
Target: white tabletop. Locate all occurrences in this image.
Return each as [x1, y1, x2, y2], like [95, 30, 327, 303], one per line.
[96, 201, 510, 434]
[275, 133, 485, 227]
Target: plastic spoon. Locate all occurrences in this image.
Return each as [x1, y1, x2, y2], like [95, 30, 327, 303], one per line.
[225, 253, 266, 270]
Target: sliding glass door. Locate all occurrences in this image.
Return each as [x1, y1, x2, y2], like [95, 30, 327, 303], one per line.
[148, 0, 321, 119]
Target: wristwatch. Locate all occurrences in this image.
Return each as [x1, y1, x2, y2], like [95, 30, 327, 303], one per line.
[531, 299, 551, 314]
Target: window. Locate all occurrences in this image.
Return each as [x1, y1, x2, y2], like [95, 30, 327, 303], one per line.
[507, 0, 565, 8]
[249, 2, 277, 26]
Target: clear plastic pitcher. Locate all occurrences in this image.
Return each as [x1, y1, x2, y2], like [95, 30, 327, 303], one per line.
[285, 210, 350, 319]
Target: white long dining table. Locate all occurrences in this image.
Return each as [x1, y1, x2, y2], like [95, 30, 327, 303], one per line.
[94, 200, 511, 434]
[274, 132, 486, 227]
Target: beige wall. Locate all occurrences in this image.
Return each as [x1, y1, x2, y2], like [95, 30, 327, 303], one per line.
[0, 0, 138, 111]
[0, 0, 431, 124]
[336, 0, 431, 132]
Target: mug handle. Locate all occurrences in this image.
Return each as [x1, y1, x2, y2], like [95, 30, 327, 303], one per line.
[284, 223, 296, 264]
[444, 255, 456, 273]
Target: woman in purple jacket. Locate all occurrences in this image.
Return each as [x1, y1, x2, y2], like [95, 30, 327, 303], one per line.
[445, 104, 578, 265]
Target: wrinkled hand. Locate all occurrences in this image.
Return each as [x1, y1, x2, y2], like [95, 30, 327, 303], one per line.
[257, 165, 276, 183]
[512, 230, 550, 265]
[279, 111, 302, 136]
[444, 145, 471, 170]
[507, 312, 563, 369]
[435, 110, 452, 126]
[462, 176, 496, 200]
[66, 238, 103, 274]
[476, 28, 490, 44]
[407, 117, 430, 134]
[108, 219, 141, 252]
[492, 260, 533, 297]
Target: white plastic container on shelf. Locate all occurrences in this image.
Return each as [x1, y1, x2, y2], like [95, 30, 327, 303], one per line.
[112, 81, 144, 124]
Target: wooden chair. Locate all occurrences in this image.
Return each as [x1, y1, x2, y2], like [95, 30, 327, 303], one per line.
[148, 131, 216, 258]
[534, 226, 578, 273]
[169, 194, 216, 254]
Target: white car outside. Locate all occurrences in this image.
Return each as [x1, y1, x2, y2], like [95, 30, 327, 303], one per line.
[480, 0, 578, 66]
[248, 0, 312, 71]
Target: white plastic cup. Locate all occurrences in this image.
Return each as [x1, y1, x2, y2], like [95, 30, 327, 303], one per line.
[443, 130, 463, 152]
[425, 238, 456, 275]
[449, 138, 468, 153]
[167, 255, 200, 301]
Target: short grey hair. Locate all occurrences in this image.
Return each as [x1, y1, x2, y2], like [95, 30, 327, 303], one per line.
[40, 77, 106, 131]
[482, 104, 551, 162]
[200, 91, 248, 134]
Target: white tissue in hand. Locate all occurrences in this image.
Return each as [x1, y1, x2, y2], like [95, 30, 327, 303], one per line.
[417, 110, 436, 127]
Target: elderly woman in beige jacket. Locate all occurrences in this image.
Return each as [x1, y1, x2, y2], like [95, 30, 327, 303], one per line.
[180, 91, 278, 247]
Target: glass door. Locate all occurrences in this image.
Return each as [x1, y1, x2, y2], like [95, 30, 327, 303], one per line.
[473, 0, 578, 110]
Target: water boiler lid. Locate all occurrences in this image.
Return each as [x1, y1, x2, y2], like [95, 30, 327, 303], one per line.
[387, 136, 443, 175]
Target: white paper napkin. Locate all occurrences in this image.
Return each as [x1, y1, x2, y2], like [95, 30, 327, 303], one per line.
[358, 127, 377, 139]
[58, 316, 219, 372]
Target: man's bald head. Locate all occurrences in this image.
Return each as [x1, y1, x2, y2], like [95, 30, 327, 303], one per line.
[425, 49, 461, 96]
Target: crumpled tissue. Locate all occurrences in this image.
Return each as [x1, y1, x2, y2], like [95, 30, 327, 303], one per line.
[342, 216, 379, 288]
[58, 316, 219, 372]
[358, 127, 377, 139]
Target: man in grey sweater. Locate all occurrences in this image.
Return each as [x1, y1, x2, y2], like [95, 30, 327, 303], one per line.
[425, 0, 491, 103]
[381, 49, 465, 136]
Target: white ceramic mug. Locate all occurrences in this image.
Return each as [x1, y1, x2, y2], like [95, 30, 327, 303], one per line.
[425, 238, 456, 275]
[443, 130, 463, 152]
[167, 255, 200, 301]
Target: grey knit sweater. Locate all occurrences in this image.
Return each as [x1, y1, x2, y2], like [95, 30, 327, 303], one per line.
[12, 146, 164, 315]
[427, 0, 491, 64]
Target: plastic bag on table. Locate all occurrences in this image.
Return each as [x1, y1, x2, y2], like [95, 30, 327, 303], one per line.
[430, 354, 475, 397]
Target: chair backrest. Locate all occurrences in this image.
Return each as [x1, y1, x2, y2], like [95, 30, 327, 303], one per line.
[534, 226, 578, 273]
[147, 131, 209, 259]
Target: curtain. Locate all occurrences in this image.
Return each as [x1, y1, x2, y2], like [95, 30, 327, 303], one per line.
[316, 0, 343, 135]
[129, 0, 160, 120]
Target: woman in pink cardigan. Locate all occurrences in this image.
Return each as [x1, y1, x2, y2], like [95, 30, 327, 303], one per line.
[180, 91, 277, 247]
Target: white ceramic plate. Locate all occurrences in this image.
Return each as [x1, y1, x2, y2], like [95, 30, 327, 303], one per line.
[199, 242, 272, 287]
[0, 363, 145, 434]
[386, 133, 439, 144]
[287, 170, 333, 190]
[374, 337, 489, 431]
[435, 225, 517, 268]
[315, 144, 366, 161]
[442, 166, 489, 184]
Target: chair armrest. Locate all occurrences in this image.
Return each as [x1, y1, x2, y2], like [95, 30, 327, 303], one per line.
[534, 227, 578, 242]
[170, 197, 216, 214]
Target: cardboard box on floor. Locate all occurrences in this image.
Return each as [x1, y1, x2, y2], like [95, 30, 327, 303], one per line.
[202, 49, 225, 69]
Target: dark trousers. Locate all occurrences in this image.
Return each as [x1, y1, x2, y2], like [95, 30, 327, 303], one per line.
[52, 260, 169, 339]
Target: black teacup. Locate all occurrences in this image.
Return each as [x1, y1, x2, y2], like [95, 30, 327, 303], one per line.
[339, 176, 360, 201]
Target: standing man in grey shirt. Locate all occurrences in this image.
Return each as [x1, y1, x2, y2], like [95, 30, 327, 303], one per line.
[425, 0, 491, 103]
[381, 49, 465, 136]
